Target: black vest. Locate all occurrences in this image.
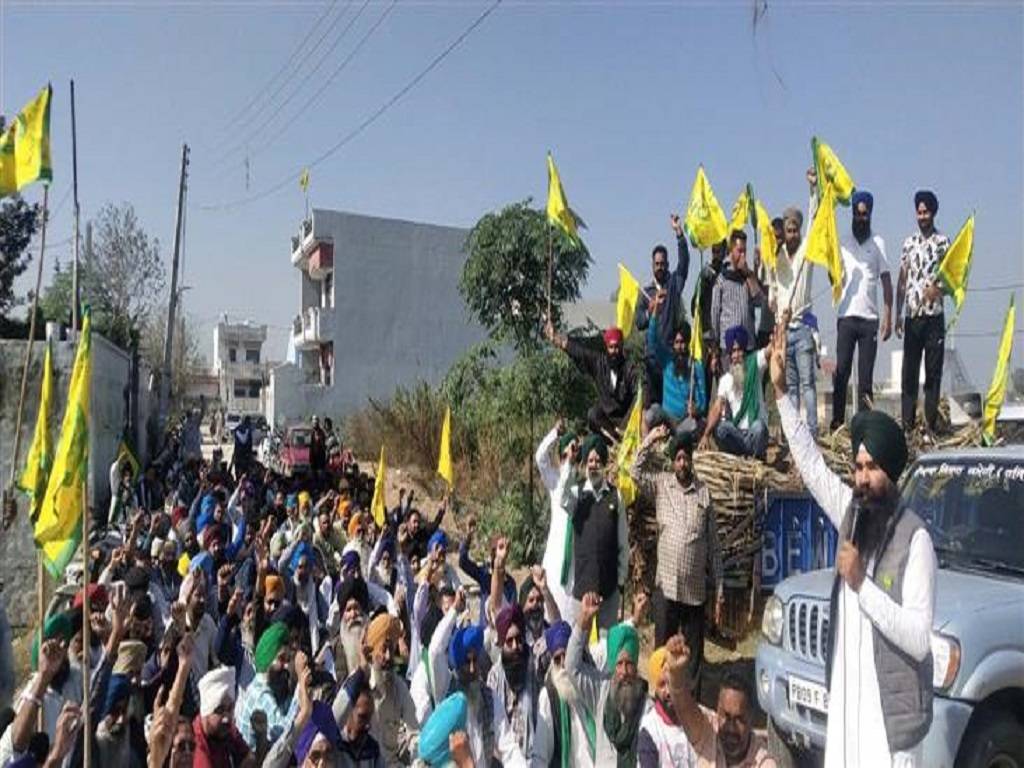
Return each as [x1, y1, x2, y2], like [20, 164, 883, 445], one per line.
[572, 484, 620, 599]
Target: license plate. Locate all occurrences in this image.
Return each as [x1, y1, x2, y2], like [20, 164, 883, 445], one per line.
[788, 675, 829, 714]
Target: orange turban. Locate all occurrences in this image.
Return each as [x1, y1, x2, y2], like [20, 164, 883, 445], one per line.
[264, 574, 285, 601]
[648, 646, 668, 687]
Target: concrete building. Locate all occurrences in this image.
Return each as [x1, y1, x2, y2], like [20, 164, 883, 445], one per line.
[213, 316, 268, 415]
[267, 210, 489, 426]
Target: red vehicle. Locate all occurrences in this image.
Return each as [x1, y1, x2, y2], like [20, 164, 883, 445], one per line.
[281, 426, 312, 476]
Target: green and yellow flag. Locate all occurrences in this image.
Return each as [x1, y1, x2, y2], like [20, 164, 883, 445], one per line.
[115, 438, 140, 482]
[803, 186, 844, 305]
[690, 280, 704, 364]
[35, 311, 91, 580]
[812, 136, 855, 205]
[616, 263, 642, 340]
[938, 213, 975, 324]
[546, 152, 585, 246]
[982, 295, 1016, 446]
[755, 200, 778, 271]
[0, 85, 53, 197]
[370, 445, 387, 528]
[616, 388, 643, 508]
[16, 341, 54, 522]
[437, 406, 453, 488]
[684, 166, 729, 250]
[729, 183, 754, 235]
[299, 168, 310, 193]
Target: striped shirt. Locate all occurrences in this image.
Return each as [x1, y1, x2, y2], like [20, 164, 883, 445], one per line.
[630, 443, 723, 605]
[710, 268, 760, 352]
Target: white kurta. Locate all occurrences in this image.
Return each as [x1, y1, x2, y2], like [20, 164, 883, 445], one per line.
[536, 428, 574, 622]
[778, 397, 936, 768]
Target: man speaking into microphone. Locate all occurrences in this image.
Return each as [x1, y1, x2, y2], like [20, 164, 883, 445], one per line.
[768, 322, 937, 767]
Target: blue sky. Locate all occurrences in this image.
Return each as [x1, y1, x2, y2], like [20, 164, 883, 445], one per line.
[4, 0, 1022, 386]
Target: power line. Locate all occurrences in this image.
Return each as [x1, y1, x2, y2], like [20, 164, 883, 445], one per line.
[205, 0, 379, 171]
[207, 0, 343, 146]
[197, 0, 502, 212]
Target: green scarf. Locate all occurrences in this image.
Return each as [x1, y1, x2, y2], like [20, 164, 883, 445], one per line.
[560, 517, 573, 588]
[557, 696, 596, 767]
[602, 680, 648, 768]
[733, 352, 762, 427]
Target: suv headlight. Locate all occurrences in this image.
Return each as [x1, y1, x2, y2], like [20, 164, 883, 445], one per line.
[762, 595, 784, 645]
[931, 632, 961, 690]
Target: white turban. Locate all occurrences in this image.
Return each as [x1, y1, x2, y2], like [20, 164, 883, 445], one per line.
[150, 537, 165, 558]
[198, 666, 236, 717]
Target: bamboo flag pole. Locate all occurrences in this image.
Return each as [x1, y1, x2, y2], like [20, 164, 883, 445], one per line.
[4, 185, 50, 530]
[81, 475, 92, 768]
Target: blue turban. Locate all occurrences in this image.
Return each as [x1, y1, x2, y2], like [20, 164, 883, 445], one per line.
[286, 493, 298, 510]
[851, 190, 873, 214]
[448, 625, 484, 670]
[379, 536, 396, 558]
[340, 549, 361, 574]
[544, 621, 572, 654]
[196, 494, 217, 535]
[294, 701, 341, 764]
[289, 541, 314, 576]
[419, 692, 468, 766]
[428, 530, 448, 554]
[101, 673, 133, 719]
[189, 551, 214, 582]
[724, 325, 749, 352]
[914, 189, 938, 215]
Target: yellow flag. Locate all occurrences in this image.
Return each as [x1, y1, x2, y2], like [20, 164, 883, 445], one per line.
[35, 311, 91, 580]
[982, 295, 1015, 445]
[546, 152, 585, 246]
[437, 406, 453, 487]
[690, 280, 704, 363]
[937, 214, 975, 321]
[729, 185, 752, 234]
[16, 341, 54, 522]
[370, 445, 387, 528]
[616, 388, 643, 508]
[116, 438, 140, 481]
[616, 263, 642, 340]
[299, 168, 310, 193]
[755, 200, 778, 271]
[812, 136, 855, 205]
[684, 166, 729, 250]
[803, 187, 844, 305]
[0, 85, 53, 196]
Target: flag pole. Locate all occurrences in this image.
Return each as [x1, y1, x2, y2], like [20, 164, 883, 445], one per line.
[546, 222, 553, 325]
[688, 249, 704, 412]
[81, 476, 92, 768]
[4, 185, 50, 531]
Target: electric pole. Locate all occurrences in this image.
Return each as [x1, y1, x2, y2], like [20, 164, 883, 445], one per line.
[71, 79, 81, 330]
[160, 143, 189, 427]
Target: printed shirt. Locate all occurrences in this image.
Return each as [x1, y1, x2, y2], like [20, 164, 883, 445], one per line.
[234, 673, 299, 750]
[900, 230, 950, 318]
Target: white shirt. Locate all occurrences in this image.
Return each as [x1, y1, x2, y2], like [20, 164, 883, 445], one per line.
[771, 194, 818, 324]
[716, 349, 768, 430]
[531, 686, 596, 768]
[536, 428, 574, 621]
[838, 233, 890, 320]
[778, 397, 936, 767]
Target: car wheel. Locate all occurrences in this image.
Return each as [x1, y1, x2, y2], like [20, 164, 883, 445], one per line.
[957, 710, 1024, 768]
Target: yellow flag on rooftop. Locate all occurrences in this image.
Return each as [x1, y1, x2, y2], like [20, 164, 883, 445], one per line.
[0, 84, 53, 196]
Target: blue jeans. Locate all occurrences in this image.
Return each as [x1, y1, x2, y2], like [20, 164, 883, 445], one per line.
[714, 419, 768, 459]
[786, 323, 818, 436]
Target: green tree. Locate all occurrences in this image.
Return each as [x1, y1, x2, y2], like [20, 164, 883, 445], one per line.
[0, 196, 41, 317]
[41, 203, 165, 347]
[460, 200, 591, 353]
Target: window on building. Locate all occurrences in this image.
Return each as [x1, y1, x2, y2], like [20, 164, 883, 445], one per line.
[234, 381, 247, 398]
[248, 380, 262, 398]
[228, 347, 237, 363]
[323, 272, 334, 308]
[245, 348, 260, 364]
[319, 342, 334, 387]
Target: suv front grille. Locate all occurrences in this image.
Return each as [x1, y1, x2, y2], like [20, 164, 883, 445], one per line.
[785, 597, 830, 665]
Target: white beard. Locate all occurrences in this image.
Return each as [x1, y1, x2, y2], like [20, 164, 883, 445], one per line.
[375, 563, 393, 586]
[730, 362, 746, 394]
[340, 621, 364, 674]
[548, 663, 579, 706]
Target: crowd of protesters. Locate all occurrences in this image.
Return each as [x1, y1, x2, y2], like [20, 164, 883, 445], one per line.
[0, 168, 957, 767]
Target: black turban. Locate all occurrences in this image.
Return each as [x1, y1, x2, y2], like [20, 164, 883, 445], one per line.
[850, 410, 908, 483]
[914, 190, 938, 215]
[580, 434, 608, 464]
[665, 429, 696, 460]
[335, 576, 369, 614]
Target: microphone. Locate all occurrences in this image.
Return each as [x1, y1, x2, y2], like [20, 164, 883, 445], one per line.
[848, 500, 863, 549]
